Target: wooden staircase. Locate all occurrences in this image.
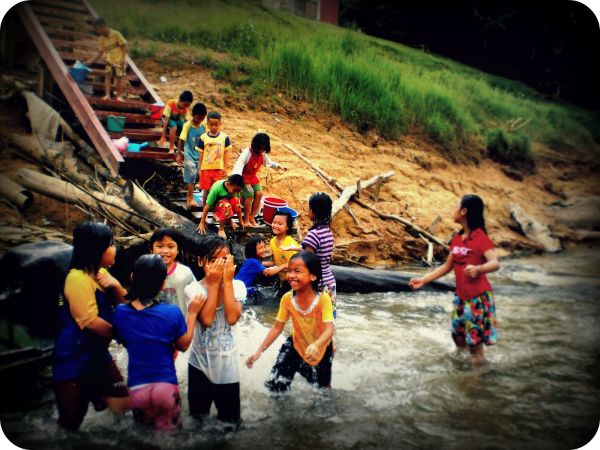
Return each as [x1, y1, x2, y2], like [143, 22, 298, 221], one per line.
[16, 0, 175, 176]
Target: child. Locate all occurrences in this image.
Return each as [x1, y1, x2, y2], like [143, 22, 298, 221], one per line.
[269, 210, 299, 295]
[195, 111, 232, 204]
[159, 90, 193, 153]
[409, 194, 499, 365]
[246, 252, 334, 392]
[113, 254, 205, 431]
[177, 103, 207, 206]
[234, 236, 288, 296]
[197, 174, 245, 238]
[85, 17, 127, 101]
[282, 192, 336, 317]
[52, 221, 129, 431]
[184, 237, 247, 424]
[232, 132, 287, 227]
[150, 228, 196, 316]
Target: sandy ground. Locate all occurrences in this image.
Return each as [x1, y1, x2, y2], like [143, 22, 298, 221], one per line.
[141, 62, 600, 265]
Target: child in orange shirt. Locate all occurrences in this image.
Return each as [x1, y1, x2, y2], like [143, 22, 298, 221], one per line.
[158, 90, 193, 153]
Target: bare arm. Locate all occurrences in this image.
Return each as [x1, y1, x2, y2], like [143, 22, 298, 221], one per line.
[409, 253, 454, 290]
[304, 321, 334, 361]
[96, 271, 127, 304]
[222, 255, 242, 325]
[197, 203, 210, 233]
[85, 316, 112, 338]
[263, 262, 287, 277]
[198, 258, 223, 327]
[175, 293, 206, 351]
[245, 320, 285, 368]
[465, 248, 499, 279]
[84, 51, 103, 66]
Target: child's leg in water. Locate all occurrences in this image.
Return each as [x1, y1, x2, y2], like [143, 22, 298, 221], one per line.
[265, 337, 300, 392]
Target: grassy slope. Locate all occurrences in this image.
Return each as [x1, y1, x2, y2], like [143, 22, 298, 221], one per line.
[92, 0, 600, 164]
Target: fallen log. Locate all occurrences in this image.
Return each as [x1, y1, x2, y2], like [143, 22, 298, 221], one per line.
[332, 171, 395, 217]
[0, 175, 32, 210]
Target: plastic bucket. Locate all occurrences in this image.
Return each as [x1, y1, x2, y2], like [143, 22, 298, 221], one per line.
[106, 115, 126, 132]
[262, 197, 287, 224]
[69, 67, 88, 83]
[275, 206, 299, 219]
[149, 103, 164, 120]
[127, 142, 149, 152]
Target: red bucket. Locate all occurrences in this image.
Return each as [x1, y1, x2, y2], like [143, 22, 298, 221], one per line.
[262, 197, 288, 224]
[149, 103, 164, 120]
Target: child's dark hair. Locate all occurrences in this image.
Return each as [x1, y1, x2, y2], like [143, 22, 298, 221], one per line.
[273, 210, 295, 234]
[91, 17, 106, 28]
[150, 228, 183, 259]
[308, 192, 332, 228]
[198, 236, 231, 264]
[191, 103, 207, 117]
[70, 221, 113, 273]
[459, 194, 487, 234]
[228, 174, 244, 188]
[289, 251, 322, 293]
[126, 254, 167, 306]
[179, 90, 193, 103]
[245, 236, 265, 260]
[251, 133, 270, 154]
[207, 111, 222, 121]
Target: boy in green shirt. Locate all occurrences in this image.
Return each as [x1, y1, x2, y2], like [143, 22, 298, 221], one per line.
[197, 174, 245, 238]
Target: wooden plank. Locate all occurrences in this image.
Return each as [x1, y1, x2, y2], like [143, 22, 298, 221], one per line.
[45, 27, 97, 41]
[108, 129, 163, 141]
[37, 15, 94, 32]
[17, 3, 122, 175]
[87, 96, 151, 110]
[31, 4, 93, 22]
[32, 0, 88, 14]
[85, 82, 148, 97]
[51, 37, 98, 51]
[95, 109, 159, 125]
[86, 70, 139, 82]
[123, 150, 176, 160]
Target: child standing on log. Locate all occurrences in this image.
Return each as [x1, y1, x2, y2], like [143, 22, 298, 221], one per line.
[113, 254, 205, 431]
[85, 17, 127, 101]
[158, 90, 193, 154]
[232, 132, 287, 227]
[52, 221, 129, 431]
[150, 228, 196, 316]
[246, 252, 334, 392]
[409, 194, 499, 365]
[184, 237, 247, 425]
[196, 111, 232, 206]
[197, 174, 245, 238]
[176, 103, 207, 207]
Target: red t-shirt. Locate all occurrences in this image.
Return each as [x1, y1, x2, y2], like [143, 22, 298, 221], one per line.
[450, 228, 495, 300]
[241, 151, 263, 185]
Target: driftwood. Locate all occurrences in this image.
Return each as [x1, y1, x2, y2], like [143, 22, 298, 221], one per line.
[283, 143, 448, 250]
[332, 171, 394, 217]
[0, 174, 32, 209]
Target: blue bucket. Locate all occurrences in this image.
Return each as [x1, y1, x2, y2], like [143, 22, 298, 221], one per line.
[69, 67, 88, 83]
[276, 206, 299, 219]
[127, 142, 149, 152]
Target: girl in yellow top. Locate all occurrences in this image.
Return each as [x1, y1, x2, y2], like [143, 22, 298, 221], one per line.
[246, 252, 334, 391]
[269, 210, 299, 295]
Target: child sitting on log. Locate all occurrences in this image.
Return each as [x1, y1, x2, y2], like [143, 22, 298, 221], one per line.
[197, 174, 244, 238]
[158, 90, 193, 153]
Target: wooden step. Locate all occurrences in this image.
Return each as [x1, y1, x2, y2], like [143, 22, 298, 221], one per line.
[95, 109, 159, 125]
[32, 0, 88, 14]
[45, 27, 98, 41]
[108, 129, 163, 141]
[32, 4, 93, 22]
[51, 37, 99, 52]
[37, 15, 95, 32]
[123, 150, 177, 160]
[85, 81, 148, 97]
[87, 71, 139, 82]
[87, 97, 152, 110]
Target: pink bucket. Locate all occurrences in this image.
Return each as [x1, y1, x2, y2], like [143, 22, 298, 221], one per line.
[262, 197, 287, 224]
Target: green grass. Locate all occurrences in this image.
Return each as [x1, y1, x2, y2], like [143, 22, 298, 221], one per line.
[92, 0, 600, 161]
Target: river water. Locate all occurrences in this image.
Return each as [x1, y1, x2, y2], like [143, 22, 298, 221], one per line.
[2, 250, 599, 449]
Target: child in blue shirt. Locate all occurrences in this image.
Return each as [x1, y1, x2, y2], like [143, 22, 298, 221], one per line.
[113, 254, 205, 431]
[235, 237, 287, 296]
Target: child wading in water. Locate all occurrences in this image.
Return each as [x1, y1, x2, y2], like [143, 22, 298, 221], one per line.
[113, 255, 205, 431]
[184, 237, 247, 425]
[234, 236, 288, 298]
[409, 194, 499, 365]
[232, 132, 287, 227]
[269, 210, 299, 296]
[150, 228, 196, 316]
[246, 252, 334, 391]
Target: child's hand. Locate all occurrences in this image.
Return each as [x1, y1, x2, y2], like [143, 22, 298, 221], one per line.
[305, 343, 320, 362]
[279, 165, 288, 171]
[205, 258, 224, 285]
[223, 254, 235, 282]
[175, 153, 183, 165]
[197, 221, 207, 234]
[280, 245, 296, 252]
[188, 291, 206, 314]
[464, 265, 480, 278]
[96, 271, 120, 291]
[408, 278, 425, 290]
[245, 351, 261, 368]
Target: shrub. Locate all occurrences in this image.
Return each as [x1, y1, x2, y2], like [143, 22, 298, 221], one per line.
[486, 128, 535, 172]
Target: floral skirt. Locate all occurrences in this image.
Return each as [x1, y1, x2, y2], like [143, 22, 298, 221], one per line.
[451, 290, 498, 347]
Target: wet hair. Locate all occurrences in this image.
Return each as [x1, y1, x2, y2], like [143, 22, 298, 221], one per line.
[250, 133, 271, 154]
[126, 254, 167, 306]
[70, 221, 113, 273]
[179, 90, 193, 103]
[289, 251, 322, 293]
[273, 210, 295, 234]
[244, 236, 265, 260]
[207, 111, 222, 121]
[91, 17, 106, 28]
[228, 174, 244, 188]
[150, 228, 183, 259]
[191, 102, 207, 117]
[459, 194, 487, 234]
[308, 192, 332, 229]
[198, 236, 231, 265]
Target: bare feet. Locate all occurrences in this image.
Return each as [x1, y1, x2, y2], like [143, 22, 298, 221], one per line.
[218, 229, 226, 239]
[186, 199, 199, 207]
[230, 221, 238, 231]
[168, 149, 175, 154]
[102, 94, 110, 100]
[248, 217, 259, 227]
[242, 221, 251, 227]
[115, 96, 124, 102]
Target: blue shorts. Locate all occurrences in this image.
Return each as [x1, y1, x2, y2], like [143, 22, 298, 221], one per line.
[183, 158, 199, 184]
[451, 290, 498, 347]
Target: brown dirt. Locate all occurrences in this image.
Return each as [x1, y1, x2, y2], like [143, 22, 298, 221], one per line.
[140, 62, 600, 265]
